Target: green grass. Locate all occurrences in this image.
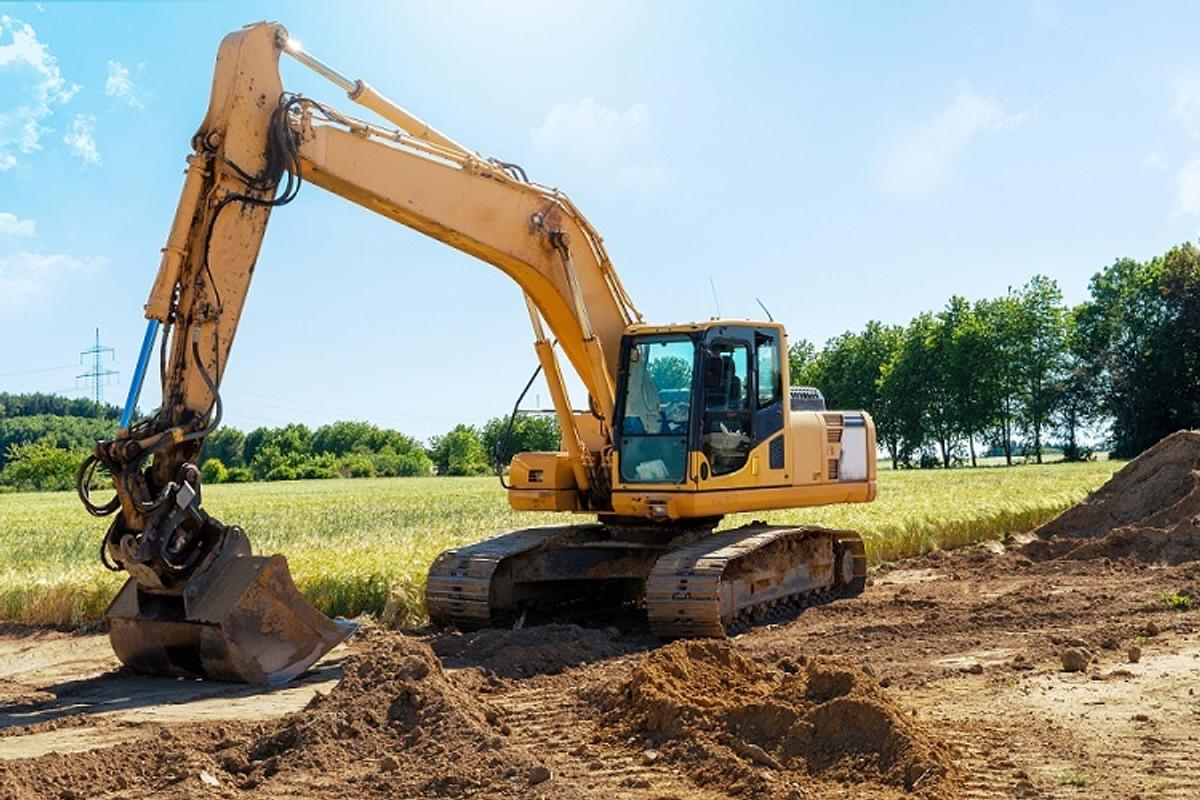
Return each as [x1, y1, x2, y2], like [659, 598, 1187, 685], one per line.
[1160, 592, 1193, 611]
[0, 460, 1119, 628]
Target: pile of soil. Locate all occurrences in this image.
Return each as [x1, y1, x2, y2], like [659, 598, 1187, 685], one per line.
[597, 640, 959, 799]
[432, 623, 630, 678]
[0, 630, 564, 799]
[1024, 430, 1200, 564]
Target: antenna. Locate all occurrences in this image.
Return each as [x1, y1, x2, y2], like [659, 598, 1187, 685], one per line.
[755, 297, 775, 322]
[77, 328, 118, 406]
[709, 276, 722, 318]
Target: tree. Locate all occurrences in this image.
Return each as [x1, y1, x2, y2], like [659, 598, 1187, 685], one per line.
[480, 414, 561, 469]
[0, 415, 114, 470]
[976, 294, 1023, 465]
[940, 298, 993, 467]
[201, 427, 245, 468]
[648, 356, 692, 391]
[787, 340, 820, 387]
[428, 424, 490, 476]
[1054, 305, 1101, 461]
[1075, 243, 1200, 456]
[1012, 277, 1068, 463]
[879, 318, 939, 467]
[804, 323, 903, 465]
[0, 442, 81, 491]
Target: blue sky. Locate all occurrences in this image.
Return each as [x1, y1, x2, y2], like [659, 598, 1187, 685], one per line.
[2, 1, 1199, 439]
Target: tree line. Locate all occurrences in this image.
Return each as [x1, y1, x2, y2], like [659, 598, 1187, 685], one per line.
[0, 391, 560, 491]
[193, 414, 558, 484]
[790, 241, 1200, 466]
[2, 240, 1196, 489]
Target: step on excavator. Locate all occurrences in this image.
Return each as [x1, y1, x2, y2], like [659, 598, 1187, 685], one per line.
[78, 22, 877, 685]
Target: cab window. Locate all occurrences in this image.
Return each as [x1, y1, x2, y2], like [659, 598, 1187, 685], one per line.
[619, 337, 694, 483]
[756, 332, 782, 408]
[701, 340, 752, 476]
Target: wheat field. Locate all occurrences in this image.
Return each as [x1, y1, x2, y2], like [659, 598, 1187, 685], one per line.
[0, 460, 1118, 627]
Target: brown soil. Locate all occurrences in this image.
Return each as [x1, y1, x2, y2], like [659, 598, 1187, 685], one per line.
[598, 640, 957, 798]
[1025, 430, 1200, 564]
[5, 434, 1200, 799]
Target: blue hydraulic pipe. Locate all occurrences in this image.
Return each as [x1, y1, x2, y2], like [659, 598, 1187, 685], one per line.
[119, 319, 160, 430]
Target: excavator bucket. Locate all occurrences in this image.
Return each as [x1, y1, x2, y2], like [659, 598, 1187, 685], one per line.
[106, 554, 356, 685]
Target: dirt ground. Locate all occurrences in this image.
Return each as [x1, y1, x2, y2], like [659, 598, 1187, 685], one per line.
[1, 541, 1197, 799]
[4, 435, 1200, 799]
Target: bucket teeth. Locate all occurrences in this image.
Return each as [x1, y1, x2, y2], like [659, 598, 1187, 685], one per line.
[107, 554, 356, 685]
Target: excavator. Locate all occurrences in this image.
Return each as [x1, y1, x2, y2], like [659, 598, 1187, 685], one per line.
[77, 22, 878, 685]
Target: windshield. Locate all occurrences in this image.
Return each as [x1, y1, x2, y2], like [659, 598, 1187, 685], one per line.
[619, 337, 694, 483]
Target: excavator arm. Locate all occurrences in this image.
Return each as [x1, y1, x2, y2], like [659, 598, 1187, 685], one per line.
[81, 22, 642, 683]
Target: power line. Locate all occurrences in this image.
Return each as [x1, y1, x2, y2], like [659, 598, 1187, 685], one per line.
[0, 363, 77, 379]
[77, 328, 119, 406]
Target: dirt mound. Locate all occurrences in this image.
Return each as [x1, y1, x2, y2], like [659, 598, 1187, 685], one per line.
[1024, 431, 1200, 564]
[432, 623, 629, 678]
[0, 630, 569, 799]
[598, 640, 958, 799]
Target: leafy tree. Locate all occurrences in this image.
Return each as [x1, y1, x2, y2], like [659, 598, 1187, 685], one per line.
[1012, 277, 1068, 463]
[428, 424, 490, 476]
[940, 298, 993, 467]
[804, 323, 903, 465]
[480, 414, 561, 469]
[879, 319, 938, 467]
[0, 415, 114, 470]
[787, 340, 820, 387]
[648, 355, 693, 391]
[0, 442, 81, 491]
[1076, 243, 1200, 456]
[976, 294, 1023, 465]
[1054, 305, 1101, 461]
[200, 427, 245, 468]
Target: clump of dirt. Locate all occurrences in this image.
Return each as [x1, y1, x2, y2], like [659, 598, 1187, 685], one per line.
[217, 629, 554, 796]
[1025, 430, 1200, 564]
[597, 640, 958, 799]
[0, 630, 568, 799]
[431, 623, 630, 678]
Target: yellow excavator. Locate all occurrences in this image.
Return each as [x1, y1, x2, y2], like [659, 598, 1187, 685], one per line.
[78, 22, 877, 685]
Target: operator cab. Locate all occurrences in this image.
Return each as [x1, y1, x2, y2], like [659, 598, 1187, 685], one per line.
[614, 322, 785, 485]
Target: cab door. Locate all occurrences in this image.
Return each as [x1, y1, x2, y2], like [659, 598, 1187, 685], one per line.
[693, 326, 788, 488]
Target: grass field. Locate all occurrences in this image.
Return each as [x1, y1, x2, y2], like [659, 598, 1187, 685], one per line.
[0, 460, 1120, 628]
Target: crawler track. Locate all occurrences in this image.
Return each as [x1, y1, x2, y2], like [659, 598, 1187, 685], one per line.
[427, 523, 866, 636]
[645, 525, 866, 638]
[425, 526, 586, 629]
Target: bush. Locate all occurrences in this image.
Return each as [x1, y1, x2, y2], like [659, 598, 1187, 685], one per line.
[0, 441, 81, 491]
[428, 424, 490, 476]
[200, 458, 228, 484]
[339, 452, 376, 478]
[225, 466, 254, 483]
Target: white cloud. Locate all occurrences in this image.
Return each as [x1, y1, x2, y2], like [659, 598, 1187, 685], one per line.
[0, 211, 36, 237]
[880, 83, 1031, 200]
[1175, 158, 1200, 217]
[104, 59, 143, 108]
[63, 114, 100, 165]
[531, 98, 671, 196]
[0, 15, 79, 170]
[0, 251, 103, 309]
